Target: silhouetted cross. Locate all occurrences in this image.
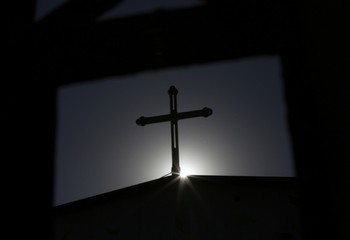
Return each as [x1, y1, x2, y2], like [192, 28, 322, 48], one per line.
[136, 86, 213, 175]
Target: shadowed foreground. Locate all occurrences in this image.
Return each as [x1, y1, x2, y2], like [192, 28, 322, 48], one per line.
[54, 175, 300, 239]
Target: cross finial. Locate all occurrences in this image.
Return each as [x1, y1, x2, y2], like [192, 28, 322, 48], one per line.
[136, 86, 212, 175]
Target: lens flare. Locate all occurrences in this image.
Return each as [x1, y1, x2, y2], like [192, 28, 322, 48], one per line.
[180, 170, 188, 178]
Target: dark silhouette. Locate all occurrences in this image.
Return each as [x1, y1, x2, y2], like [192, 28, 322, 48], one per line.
[136, 86, 212, 175]
[6, 1, 348, 239]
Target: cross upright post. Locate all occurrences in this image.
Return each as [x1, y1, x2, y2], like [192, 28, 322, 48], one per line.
[136, 86, 212, 176]
[168, 86, 180, 174]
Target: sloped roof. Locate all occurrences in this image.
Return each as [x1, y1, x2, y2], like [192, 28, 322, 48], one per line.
[54, 175, 297, 213]
[53, 175, 300, 239]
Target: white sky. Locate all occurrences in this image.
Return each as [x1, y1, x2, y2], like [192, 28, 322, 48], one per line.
[34, 1, 296, 207]
[55, 56, 296, 206]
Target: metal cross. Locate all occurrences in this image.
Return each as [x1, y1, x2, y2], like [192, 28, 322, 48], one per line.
[136, 86, 213, 175]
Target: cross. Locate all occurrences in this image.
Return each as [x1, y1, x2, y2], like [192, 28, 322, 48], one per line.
[136, 86, 213, 175]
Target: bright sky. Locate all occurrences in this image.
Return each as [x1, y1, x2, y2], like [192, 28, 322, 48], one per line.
[35, 1, 296, 206]
[55, 56, 296, 206]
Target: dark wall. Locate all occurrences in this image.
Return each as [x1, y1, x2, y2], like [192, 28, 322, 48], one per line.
[5, 1, 55, 239]
[281, 2, 349, 239]
[6, 1, 348, 239]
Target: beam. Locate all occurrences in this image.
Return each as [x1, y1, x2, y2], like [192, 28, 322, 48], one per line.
[34, 1, 295, 86]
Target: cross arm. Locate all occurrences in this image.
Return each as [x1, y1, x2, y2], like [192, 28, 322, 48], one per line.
[136, 107, 212, 126]
[177, 107, 213, 120]
[136, 114, 172, 126]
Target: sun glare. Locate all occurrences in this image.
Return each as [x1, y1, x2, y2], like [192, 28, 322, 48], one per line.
[178, 158, 200, 178]
[180, 170, 188, 178]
